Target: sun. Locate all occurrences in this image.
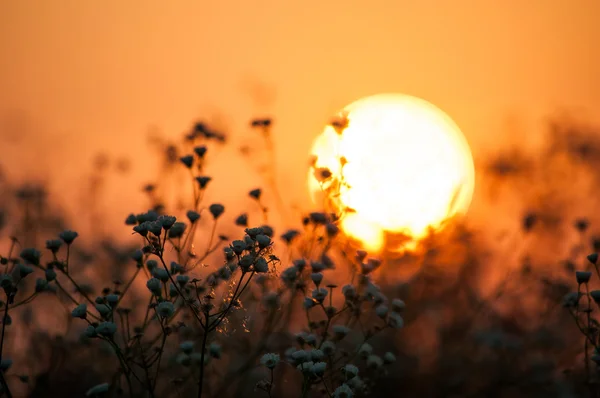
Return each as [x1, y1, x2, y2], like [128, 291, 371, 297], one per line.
[308, 93, 475, 252]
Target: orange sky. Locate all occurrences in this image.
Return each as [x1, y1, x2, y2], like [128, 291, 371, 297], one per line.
[0, 0, 599, 231]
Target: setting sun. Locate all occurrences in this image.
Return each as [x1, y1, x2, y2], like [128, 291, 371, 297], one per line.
[308, 93, 475, 252]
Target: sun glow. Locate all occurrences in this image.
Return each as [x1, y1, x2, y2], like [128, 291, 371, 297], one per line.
[308, 93, 475, 252]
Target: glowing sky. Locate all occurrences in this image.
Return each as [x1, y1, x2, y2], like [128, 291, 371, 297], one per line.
[0, 0, 598, 229]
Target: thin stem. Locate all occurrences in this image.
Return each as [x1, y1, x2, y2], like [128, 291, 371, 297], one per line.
[0, 295, 12, 398]
[197, 315, 210, 398]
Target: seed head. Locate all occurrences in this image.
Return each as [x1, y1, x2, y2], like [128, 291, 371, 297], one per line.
[45, 239, 63, 254]
[59, 230, 79, 245]
[179, 155, 194, 168]
[209, 204, 225, 219]
[576, 271, 593, 284]
[95, 322, 117, 337]
[72, 303, 88, 319]
[260, 353, 280, 369]
[156, 301, 175, 318]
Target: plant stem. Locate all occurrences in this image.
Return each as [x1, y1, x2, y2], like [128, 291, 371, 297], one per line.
[0, 296, 12, 398]
[197, 318, 210, 398]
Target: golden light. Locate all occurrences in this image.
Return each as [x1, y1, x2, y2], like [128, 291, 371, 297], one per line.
[308, 93, 475, 252]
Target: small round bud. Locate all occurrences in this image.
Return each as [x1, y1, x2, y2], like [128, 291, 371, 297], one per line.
[72, 303, 88, 319]
[59, 230, 79, 245]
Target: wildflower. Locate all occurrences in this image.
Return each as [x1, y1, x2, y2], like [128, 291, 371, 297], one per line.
[576, 271, 592, 284]
[588, 253, 599, 265]
[196, 176, 212, 189]
[321, 341, 336, 356]
[131, 249, 144, 263]
[295, 361, 313, 376]
[157, 301, 175, 318]
[187, 210, 201, 223]
[310, 349, 324, 361]
[153, 268, 170, 282]
[260, 353, 280, 369]
[312, 361, 327, 377]
[72, 303, 88, 319]
[281, 266, 298, 285]
[301, 334, 315, 346]
[342, 364, 359, 379]
[563, 292, 582, 308]
[342, 285, 357, 300]
[281, 229, 300, 243]
[346, 377, 364, 391]
[388, 312, 404, 329]
[59, 230, 79, 245]
[391, 298, 405, 312]
[180, 341, 195, 354]
[256, 234, 271, 249]
[133, 223, 149, 237]
[209, 203, 225, 219]
[176, 274, 190, 286]
[333, 384, 353, 398]
[333, 325, 350, 339]
[367, 355, 383, 370]
[311, 273, 323, 286]
[249, 188, 262, 200]
[209, 343, 222, 359]
[147, 221, 163, 237]
[146, 278, 162, 295]
[168, 222, 187, 238]
[84, 325, 97, 338]
[106, 294, 119, 306]
[254, 257, 269, 273]
[383, 352, 396, 364]
[35, 278, 48, 292]
[137, 211, 159, 223]
[311, 261, 326, 272]
[95, 322, 117, 337]
[375, 305, 389, 318]
[326, 223, 339, 237]
[146, 260, 158, 272]
[159, 215, 176, 230]
[190, 145, 206, 158]
[86, 383, 110, 396]
[312, 288, 328, 303]
[17, 264, 34, 278]
[294, 258, 307, 270]
[362, 258, 381, 274]
[234, 213, 248, 227]
[171, 261, 183, 274]
[238, 254, 255, 271]
[0, 275, 12, 289]
[260, 225, 274, 237]
[309, 212, 327, 224]
[20, 248, 41, 265]
[125, 214, 138, 225]
[303, 297, 316, 309]
[180, 155, 194, 168]
[44, 268, 57, 281]
[244, 235, 255, 247]
[292, 350, 309, 363]
[358, 343, 373, 359]
[45, 239, 62, 254]
[95, 304, 112, 318]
